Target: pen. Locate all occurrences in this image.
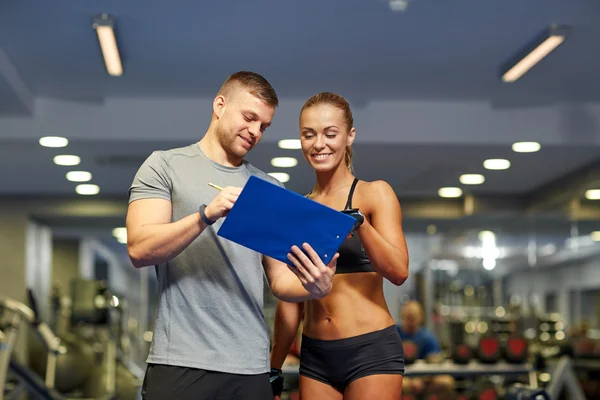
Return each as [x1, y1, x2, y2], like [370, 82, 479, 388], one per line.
[208, 183, 224, 191]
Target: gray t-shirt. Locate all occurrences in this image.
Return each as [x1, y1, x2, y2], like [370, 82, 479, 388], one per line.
[128, 143, 284, 374]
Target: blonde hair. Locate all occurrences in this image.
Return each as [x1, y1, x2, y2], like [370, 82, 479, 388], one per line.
[300, 92, 354, 171]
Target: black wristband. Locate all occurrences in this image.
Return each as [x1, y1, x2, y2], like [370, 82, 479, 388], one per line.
[199, 204, 215, 225]
[270, 368, 284, 396]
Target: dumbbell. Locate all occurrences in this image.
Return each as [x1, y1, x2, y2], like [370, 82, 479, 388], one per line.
[573, 337, 597, 359]
[452, 343, 473, 364]
[504, 336, 528, 363]
[423, 390, 454, 400]
[477, 336, 501, 364]
[403, 340, 418, 364]
[476, 383, 498, 400]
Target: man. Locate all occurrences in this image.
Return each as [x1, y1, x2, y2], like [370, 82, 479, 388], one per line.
[396, 301, 454, 396]
[126, 71, 338, 400]
[397, 301, 441, 360]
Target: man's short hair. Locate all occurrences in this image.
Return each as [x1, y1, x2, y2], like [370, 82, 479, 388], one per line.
[218, 71, 279, 108]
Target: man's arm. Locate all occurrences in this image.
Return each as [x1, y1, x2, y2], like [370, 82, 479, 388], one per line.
[270, 301, 303, 370]
[263, 244, 338, 302]
[127, 189, 242, 268]
[126, 199, 210, 268]
[422, 330, 443, 361]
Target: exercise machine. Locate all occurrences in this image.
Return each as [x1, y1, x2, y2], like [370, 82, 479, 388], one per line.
[1, 280, 142, 399]
[0, 296, 65, 400]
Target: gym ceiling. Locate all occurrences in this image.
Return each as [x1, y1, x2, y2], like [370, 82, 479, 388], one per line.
[1, 0, 599, 267]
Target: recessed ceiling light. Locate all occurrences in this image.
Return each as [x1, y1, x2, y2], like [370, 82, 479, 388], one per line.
[438, 187, 462, 198]
[268, 172, 290, 183]
[39, 136, 68, 148]
[112, 227, 127, 244]
[112, 227, 126, 237]
[478, 230, 496, 241]
[585, 189, 600, 200]
[278, 139, 301, 150]
[512, 142, 541, 153]
[426, 225, 437, 235]
[66, 171, 92, 182]
[483, 258, 496, 270]
[54, 155, 81, 166]
[271, 157, 298, 168]
[389, 0, 409, 11]
[483, 159, 510, 170]
[460, 174, 485, 185]
[75, 184, 100, 195]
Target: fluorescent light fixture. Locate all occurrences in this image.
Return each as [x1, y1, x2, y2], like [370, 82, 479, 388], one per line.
[271, 157, 298, 168]
[438, 187, 462, 198]
[512, 142, 541, 153]
[460, 174, 485, 185]
[76, 184, 100, 195]
[93, 14, 123, 77]
[501, 25, 569, 83]
[39, 136, 68, 148]
[278, 139, 301, 150]
[54, 155, 81, 166]
[66, 171, 92, 182]
[585, 189, 600, 200]
[268, 172, 290, 183]
[483, 159, 510, 170]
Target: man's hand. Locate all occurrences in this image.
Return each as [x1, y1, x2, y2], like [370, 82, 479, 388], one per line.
[204, 186, 242, 222]
[270, 368, 284, 399]
[286, 243, 337, 299]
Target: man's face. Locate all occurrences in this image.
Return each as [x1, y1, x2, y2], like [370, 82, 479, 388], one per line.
[402, 304, 422, 335]
[215, 88, 275, 160]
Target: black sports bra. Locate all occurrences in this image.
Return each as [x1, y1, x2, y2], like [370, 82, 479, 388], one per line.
[335, 178, 375, 274]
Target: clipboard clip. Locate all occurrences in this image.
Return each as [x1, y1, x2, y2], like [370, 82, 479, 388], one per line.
[341, 208, 364, 236]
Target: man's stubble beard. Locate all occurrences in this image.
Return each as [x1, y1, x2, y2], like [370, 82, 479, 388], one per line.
[216, 124, 246, 160]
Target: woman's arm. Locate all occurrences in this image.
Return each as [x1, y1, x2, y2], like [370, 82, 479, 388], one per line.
[270, 301, 304, 369]
[357, 180, 409, 285]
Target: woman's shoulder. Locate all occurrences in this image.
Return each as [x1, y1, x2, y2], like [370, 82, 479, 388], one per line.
[356, 179, 396, 198]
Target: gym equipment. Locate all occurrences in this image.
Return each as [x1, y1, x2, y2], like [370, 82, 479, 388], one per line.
[28, 288, 95, 395]
[504, 384, 550, 400]
[477, 336, 501, 364]
[505, 336, 528, 364]
[545, 356, 586, 400]
[403, 340, 418, 364]
[0, 296, 65, 400]
[422, 390, 454, 400]
[452, 343, 473, 364]
[475, 383, 498, 400]
[1, 281, 142, 400]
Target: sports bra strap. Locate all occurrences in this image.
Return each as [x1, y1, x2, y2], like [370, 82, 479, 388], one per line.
[344, 178, 359, 210]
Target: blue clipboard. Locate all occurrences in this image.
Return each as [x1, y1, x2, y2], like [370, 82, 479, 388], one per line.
[217, 175, 356, 264]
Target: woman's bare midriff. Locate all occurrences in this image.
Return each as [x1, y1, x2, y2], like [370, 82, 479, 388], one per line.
[302, 271, 395, 340]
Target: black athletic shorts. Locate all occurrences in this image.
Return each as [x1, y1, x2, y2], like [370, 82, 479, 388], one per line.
[141, 363, 272, 400]
[299, 325, 405, 391]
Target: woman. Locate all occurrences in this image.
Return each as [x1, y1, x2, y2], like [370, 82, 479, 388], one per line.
[270, 92, 409, 400]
